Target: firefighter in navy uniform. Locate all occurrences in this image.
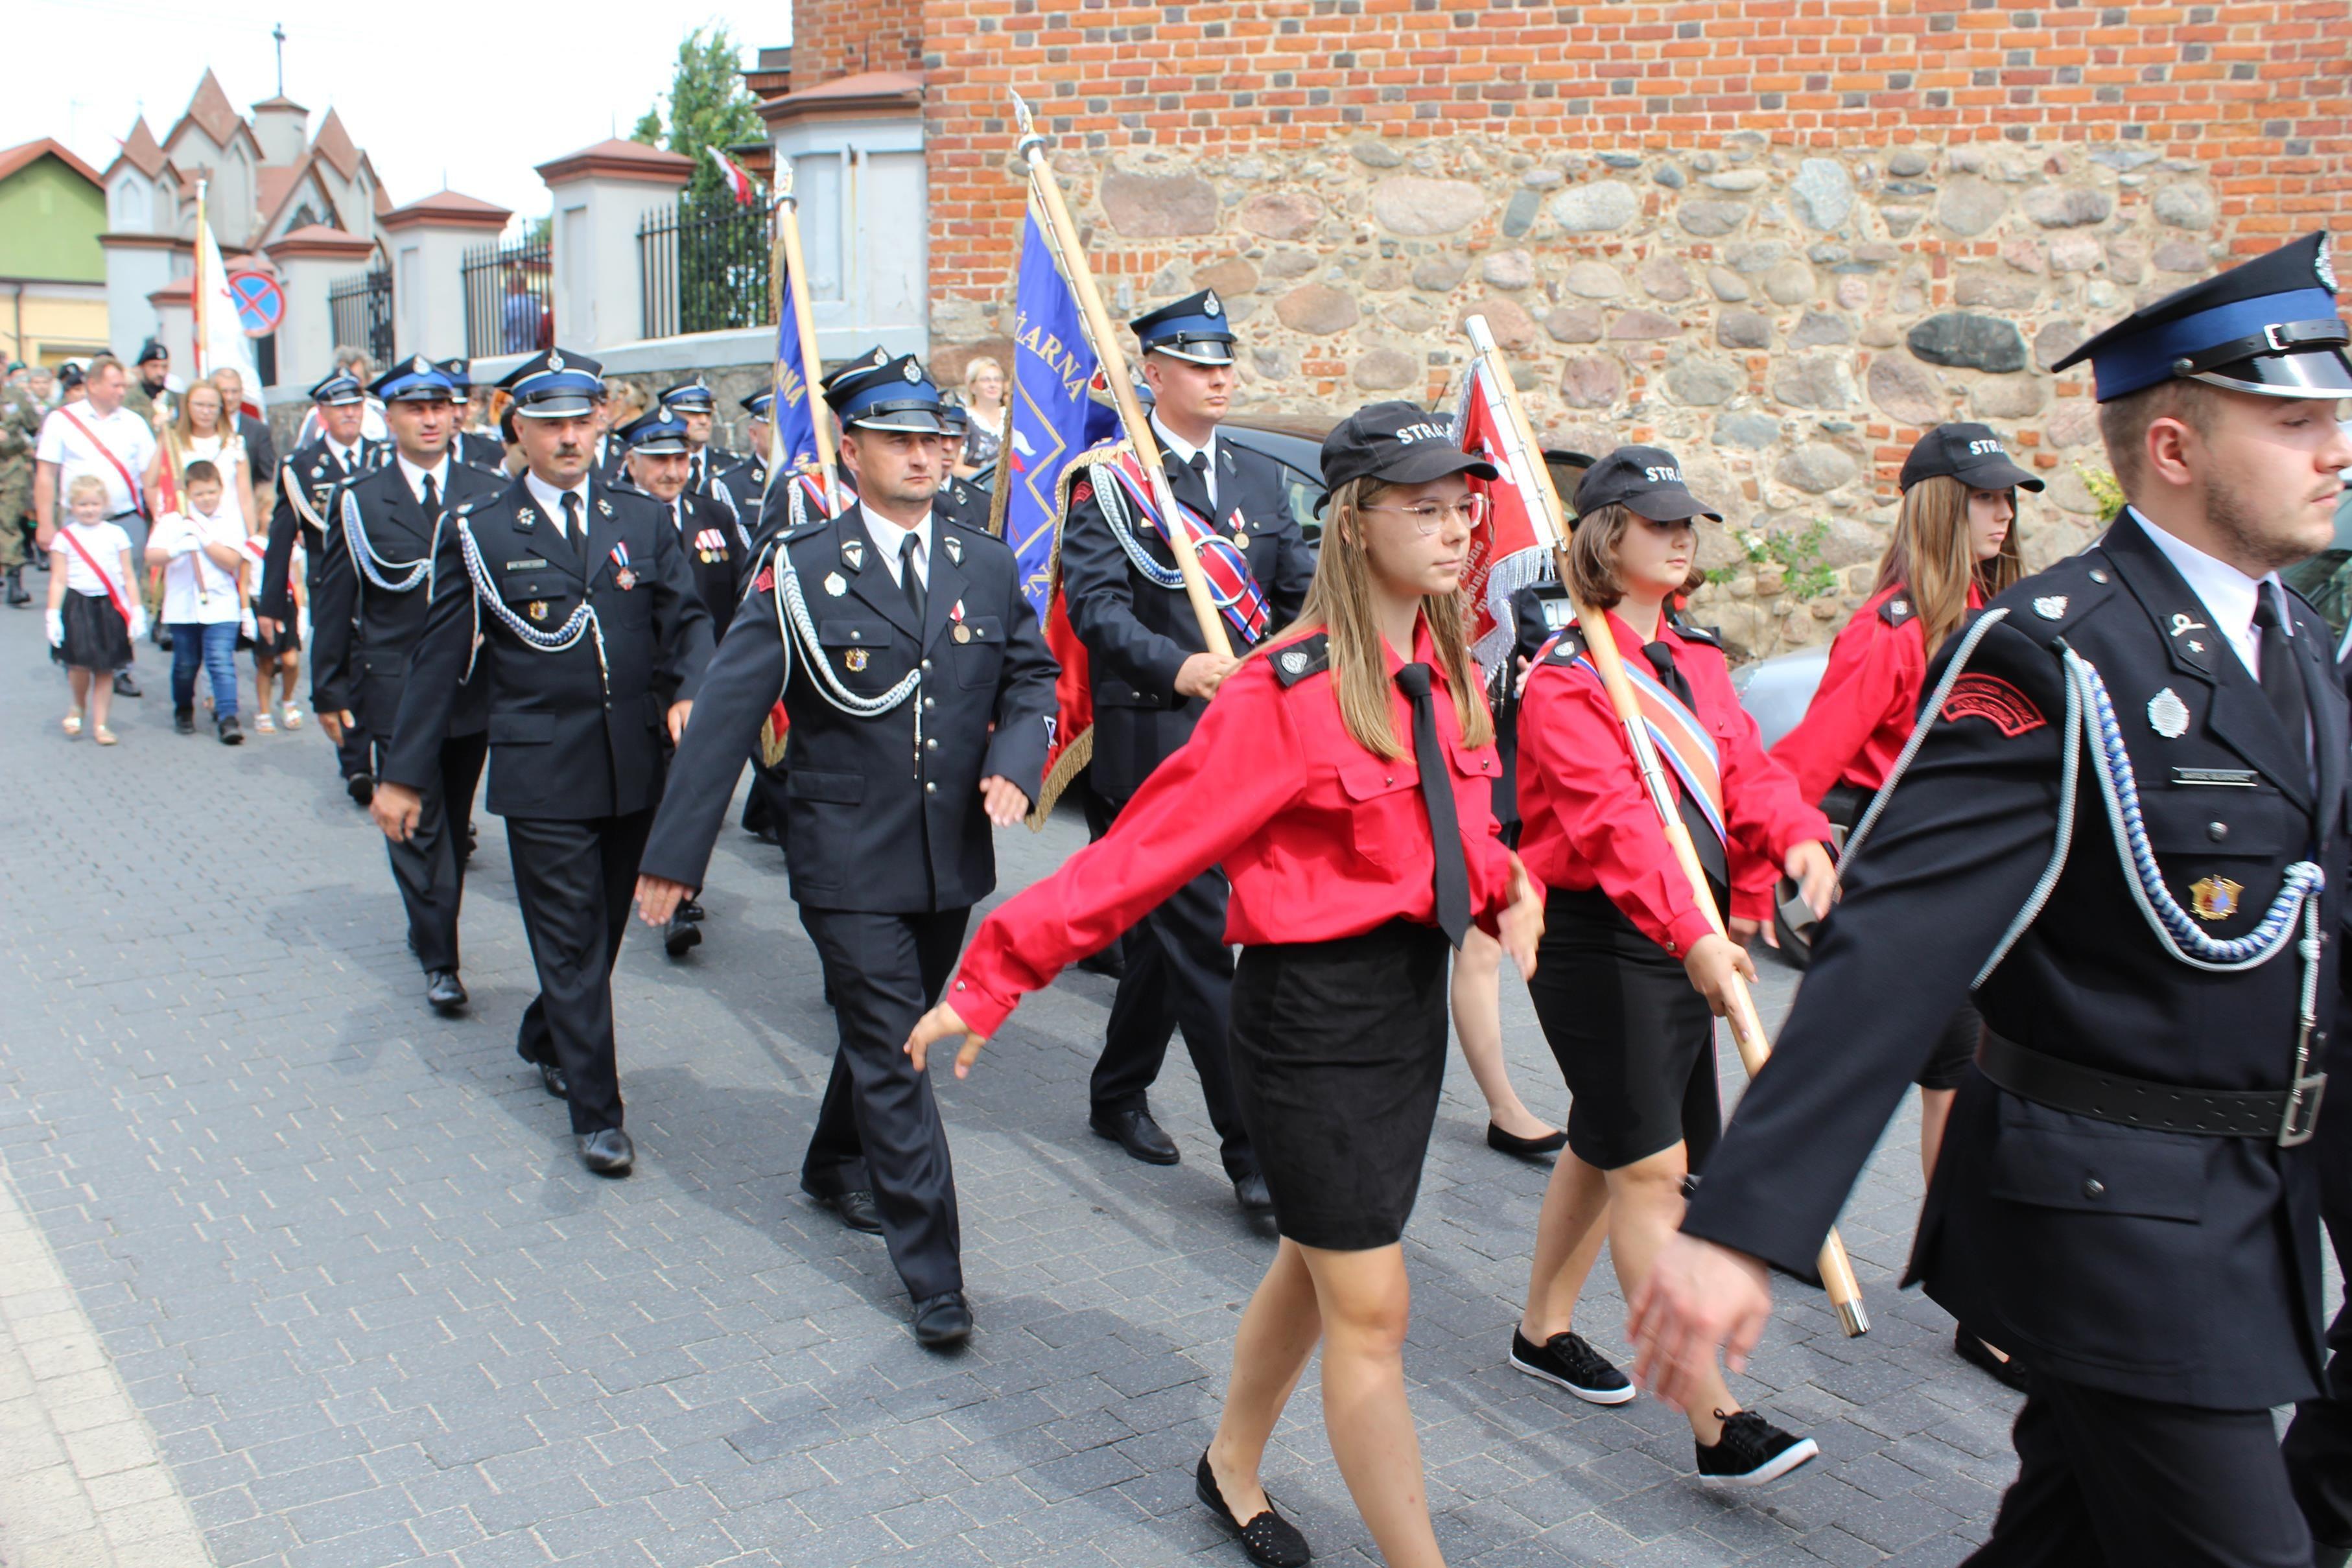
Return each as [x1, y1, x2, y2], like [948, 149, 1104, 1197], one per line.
[311, 358, 504, 1014]
[1631, 232, 2352, 1564]
[930, 403, 993, 532]
[1056, 288, 1316, 1217]
[373, 349, 715, 1179]
[616, 405, 754, 956]
[709, 390, 773, 525]
[658, 374, 741, 498]
[437, 360, 508, 471]
[633, 353, 1057, 1350]
[258, 370, 388, 800]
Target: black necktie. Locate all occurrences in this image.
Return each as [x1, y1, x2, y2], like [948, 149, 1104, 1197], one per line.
[1395, 662, 1472, 948]
[1643, 638, 1730, 892]
[2253, 591, 2310, 767]
[420, 473, 440, 518]
[900, 533, 926, 626]
[561, 491, 582, 543]
[1644, 638, 1699, 711]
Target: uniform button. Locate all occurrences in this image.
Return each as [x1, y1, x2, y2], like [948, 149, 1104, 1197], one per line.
[2089, 568, 2110, 584]
[2081, 1177, 2106, 1199]
[924, 697, 936, 710]
[1385, 775, 1394, 785]
[2207, 821, 2228, 841]
[851, 629, 861, 640]
[956, 981, 965, 990]
[926, 738, 938, 751]
[925, 782, 937, 793]
[921, 659, 932, 672]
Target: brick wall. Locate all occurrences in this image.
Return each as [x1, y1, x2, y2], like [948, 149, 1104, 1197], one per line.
[802, 0, 2352, 653]
[791, 0, 923, 96]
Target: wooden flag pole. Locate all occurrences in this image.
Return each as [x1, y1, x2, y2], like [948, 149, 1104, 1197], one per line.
[770, 160, 844, 513]
[1465, 315, 1870, 1338]
[1011, 91, 1230, 659]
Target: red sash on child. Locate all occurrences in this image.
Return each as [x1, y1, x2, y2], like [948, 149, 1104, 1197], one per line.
[56, 526, 132, 626]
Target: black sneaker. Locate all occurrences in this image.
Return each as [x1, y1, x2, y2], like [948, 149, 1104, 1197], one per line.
[174, 708, 196, 735]
[1695, 1409, 1817, 1486]
[217, 715, 243, 746]
[1510, 1328, 1634, 1405]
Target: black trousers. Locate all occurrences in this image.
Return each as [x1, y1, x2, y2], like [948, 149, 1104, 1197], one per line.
[1087, 795, 1257, 1181]
[335, 716, 373, 782]
[377, 730, 487, 973]
[797, 905, 969, 1302]
[507, 809, 655, 1136]
[2284, 1149, 2352, 1559]
[1966, 1374, 2310, 1567]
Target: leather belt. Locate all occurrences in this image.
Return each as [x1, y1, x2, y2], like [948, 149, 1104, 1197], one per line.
[1977, 1028, 2325, 1143]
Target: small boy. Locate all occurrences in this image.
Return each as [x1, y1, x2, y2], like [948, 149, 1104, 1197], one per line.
[145, 460, 250, 744]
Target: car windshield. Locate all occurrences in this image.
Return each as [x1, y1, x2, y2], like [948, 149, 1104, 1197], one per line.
[2282, 477, 2352, 648]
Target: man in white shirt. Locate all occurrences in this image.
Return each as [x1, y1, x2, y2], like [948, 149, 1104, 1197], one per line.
[35, 355, 159, 697]
[145, 460, 250, 743]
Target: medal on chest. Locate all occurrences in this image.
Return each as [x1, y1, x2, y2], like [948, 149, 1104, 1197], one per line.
[608, 539, 635, 591]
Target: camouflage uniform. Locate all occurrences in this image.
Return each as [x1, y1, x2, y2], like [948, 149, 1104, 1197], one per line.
[0, 385, 40, 573]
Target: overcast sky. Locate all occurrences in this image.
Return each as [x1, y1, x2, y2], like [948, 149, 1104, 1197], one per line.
[8, 0, 784, 224]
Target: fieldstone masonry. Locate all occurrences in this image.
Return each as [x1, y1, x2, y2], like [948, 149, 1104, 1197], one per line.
[934, 134, 2246, 659]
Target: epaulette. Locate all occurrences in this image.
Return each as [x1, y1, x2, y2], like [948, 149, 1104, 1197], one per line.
[1543, 624, 1590, 664]
[1993, 548, 2117, 648]
[1877, 589, 1916, 627]
[1668, 612, 1721, 648]
[1269, 633, 1331, 687]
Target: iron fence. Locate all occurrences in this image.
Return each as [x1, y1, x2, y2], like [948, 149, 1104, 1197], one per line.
[637, 198, 771, 340]
[327, 266, 394, 368]
[462, 235, 552, 358]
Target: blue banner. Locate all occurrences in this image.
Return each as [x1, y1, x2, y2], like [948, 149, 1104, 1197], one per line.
[1005, 207, 1119, 619]
[771, 262, 823, 487]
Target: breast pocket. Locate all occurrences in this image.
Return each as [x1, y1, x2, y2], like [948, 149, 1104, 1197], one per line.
[814, 618, 897, 693]
[1447, 740, 1501, 824]
[1337, 753, 1423, 868]
[953, 614, 1007, 688]
[496, 571, 576, 633]
[2139, 783, 2296, 935]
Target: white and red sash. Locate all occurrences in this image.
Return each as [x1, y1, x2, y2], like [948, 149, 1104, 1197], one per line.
[56, 526, 132, 625]
[58, 408, 146, 519]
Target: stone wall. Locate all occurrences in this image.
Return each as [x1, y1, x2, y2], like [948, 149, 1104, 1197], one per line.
[882, 0, 2352, 657]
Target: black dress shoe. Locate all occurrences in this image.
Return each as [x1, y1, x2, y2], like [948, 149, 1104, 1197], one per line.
[663, 913, 701, 957]
[1090, 1106, 1180, 1165]
[347, 775, 375, 807]
[1487, 1122, 1568, 1158]
[537, 1062, 569, 1101]
[679, 898, 706, 922]
[1195, 1451, 1311, 1566]
[821, 1190, 883, 1234]
[1954, 1326, 2032, 1392]
[1232, 1171, 1276, 1218]
[911, 1291, 972, 1350]
[578, 1128, 634, 1176]
[112, 671, 140, 697]
[425, 970, 467, 1012]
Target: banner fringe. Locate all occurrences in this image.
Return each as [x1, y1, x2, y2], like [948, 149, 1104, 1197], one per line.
[1028, 723, 1093, 830]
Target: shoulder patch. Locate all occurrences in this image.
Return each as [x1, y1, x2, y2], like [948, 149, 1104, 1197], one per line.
[1542, 625, 1590, 665]
[1270, 633, 1331, 687]
[1877, 589, 1916, 627]
[1940, 673, 2045, 737]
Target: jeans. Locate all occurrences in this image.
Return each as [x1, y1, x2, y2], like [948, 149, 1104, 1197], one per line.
[169, 622, 239, 718]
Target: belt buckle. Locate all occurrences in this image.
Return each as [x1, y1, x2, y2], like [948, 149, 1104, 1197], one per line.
[2279, 1070, 2327, 1147]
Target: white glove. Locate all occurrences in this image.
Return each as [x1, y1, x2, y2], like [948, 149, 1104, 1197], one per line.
[45, 609, 64, 648]
[240, 609, 258, 641]
[128, 606, 148, 640]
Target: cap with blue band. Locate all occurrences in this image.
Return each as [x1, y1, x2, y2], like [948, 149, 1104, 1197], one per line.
[308, 371, 365, 406]
[1131, 289, 1236, 367]
[370, 356, 458, 404]
[617, 410, 690, 455]
[2052, 231, 2352, 402]
[497, 349, 605, 419]
[822, 353, 945, 434]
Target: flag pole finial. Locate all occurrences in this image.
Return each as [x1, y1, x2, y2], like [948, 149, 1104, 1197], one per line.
[1011, 92, 1046, 163]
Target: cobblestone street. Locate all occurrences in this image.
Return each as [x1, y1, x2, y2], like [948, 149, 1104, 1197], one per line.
[0, 605, 2033, 1567]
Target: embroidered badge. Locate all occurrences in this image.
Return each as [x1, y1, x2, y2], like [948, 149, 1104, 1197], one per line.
[516, 507, 537, 529]
[823, 572, 847, 596]
[596, 498, 613, 517]
[2147, 687, 2191, 738]
[1942, 673, 2046, 736]
[2170, 613, 2209, 638]
[2032, 595, 2068, 621]
[753, 565, 775, 594]
[943, 535, 962, 564]
[845, 649, 869, 672]
[842, 540, 865, 571]
[2189, 875, 2244, 922]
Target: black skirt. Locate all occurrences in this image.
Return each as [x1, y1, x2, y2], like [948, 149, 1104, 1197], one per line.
[55, 590, 132, 672]
[1229, 920, 1452, 1251]
[1527, 885, 1722, 1173]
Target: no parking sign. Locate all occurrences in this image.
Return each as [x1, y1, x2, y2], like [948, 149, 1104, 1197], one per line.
[226, 270, 283, 338]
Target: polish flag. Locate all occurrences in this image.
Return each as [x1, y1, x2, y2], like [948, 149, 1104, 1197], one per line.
[708, 147, 759, 207]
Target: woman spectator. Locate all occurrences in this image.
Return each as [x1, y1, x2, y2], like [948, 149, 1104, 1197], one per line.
[146, 379, 256, 532]
[952, 357, 1006, 479]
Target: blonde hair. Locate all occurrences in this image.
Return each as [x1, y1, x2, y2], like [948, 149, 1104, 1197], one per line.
[172, 379, 227, 447]
[1874, 474, 2026, 658]
[1562, 504, 1709, 612]
[1265, 476, 1493, 758]
[962, 356, 1004, 388]
[64, 474, 109, 506]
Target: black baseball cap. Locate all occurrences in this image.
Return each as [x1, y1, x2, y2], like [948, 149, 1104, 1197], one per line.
[1898, 423, 2044, 494]
[1319, 401, 1499, 494]
[1571, 445, 1722, 522]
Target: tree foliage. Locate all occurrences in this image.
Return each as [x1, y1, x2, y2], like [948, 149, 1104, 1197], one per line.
[633, 25, 764, 208]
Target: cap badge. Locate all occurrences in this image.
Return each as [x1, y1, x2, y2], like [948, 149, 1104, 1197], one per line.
[2189, 874, 2244, 922]
[824, 572, 847, 597]
[2033, 595, 2068, 621]
[2318, 246, 2338, 292]
[546, 351, 565, 373]
[412, 355, 430, 375]
[1203, 292, 1222, 318]
[2148, 687, 2191, 738]
[902, 360, 922, 382]
[845, 649, 869, 672]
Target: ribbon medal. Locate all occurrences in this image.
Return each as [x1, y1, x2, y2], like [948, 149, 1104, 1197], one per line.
[609, 539, 636, 591]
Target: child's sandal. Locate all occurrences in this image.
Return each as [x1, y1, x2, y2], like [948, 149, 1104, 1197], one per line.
[93, 726, 117, 746]
[253, 712, 276, 734]
[61, 714, 81, 737]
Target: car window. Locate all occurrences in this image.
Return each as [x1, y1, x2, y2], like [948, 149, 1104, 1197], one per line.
[1276, 462, 1327, 543]
[2283, 485, 2352, 642]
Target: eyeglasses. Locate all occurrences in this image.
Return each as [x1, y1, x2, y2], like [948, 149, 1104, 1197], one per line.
[1360, 495, 1488, 535]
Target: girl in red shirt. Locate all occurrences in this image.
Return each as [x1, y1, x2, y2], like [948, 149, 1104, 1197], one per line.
[907, 403, 1542, 1568]
[1510, 447, 1835, 1486]
[1742, 423, 2035, 1178]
